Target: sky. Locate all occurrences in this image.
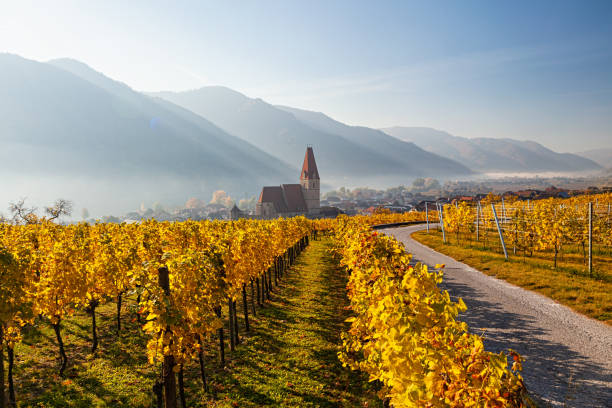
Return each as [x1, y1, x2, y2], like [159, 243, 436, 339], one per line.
[1, 0, 611, 152]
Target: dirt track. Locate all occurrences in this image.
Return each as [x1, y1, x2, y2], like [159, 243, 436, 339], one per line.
[382, 224, 612, 408]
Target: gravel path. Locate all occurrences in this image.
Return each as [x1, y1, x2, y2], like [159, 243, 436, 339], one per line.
[382, 224, 612, 408]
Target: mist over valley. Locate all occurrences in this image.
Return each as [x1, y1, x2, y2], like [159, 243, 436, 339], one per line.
[0, 54, 607, 219]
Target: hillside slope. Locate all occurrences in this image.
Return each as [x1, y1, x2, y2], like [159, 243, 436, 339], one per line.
[48, 58, 295, 178]
[277, 105, 473, 176]
[152, 87, 473, 184]
[382, 127, 602, 173]
[576, 148, 612, 168]
[0, 54, 295, 215]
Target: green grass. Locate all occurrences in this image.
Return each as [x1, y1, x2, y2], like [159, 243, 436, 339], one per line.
[8, 238, 381, 407]
[412, 230, 612, 324]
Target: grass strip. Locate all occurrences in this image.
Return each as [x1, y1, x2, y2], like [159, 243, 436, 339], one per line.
[412, 230, 612, 324]
[12, 237, 380, 407]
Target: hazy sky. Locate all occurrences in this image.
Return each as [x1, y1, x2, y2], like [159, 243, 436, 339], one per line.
[1, 0, 611, 152]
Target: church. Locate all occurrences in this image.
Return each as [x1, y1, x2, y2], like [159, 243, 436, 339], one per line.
[256, 146, 320, 219]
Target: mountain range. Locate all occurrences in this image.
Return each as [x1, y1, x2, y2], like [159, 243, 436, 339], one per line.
[0, 54, 295, 215]
[576, 148, 612, 169]
[0, 53, 605, 216]
[381, 127, 602, 174]
[151, 87, 473, 186]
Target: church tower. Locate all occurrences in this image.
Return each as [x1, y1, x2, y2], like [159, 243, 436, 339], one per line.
[300, 146, 320, 215]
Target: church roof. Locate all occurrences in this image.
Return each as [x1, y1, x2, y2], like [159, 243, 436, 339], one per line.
[282, 184, 308, 212]
[258, 184, 307, 214]
[300, 146, 319, 180]
[259, 186, 288, 213]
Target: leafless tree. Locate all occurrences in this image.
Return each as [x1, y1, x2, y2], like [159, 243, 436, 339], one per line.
[8, 198, 74, 224]
[9, 198, 38, 224]
[45, 199, 73, 221]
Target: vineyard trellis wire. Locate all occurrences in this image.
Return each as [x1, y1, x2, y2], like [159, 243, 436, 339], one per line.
[436, 193, 612, 277]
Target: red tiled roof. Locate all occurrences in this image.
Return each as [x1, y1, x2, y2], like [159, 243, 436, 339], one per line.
[282, 184, 308, 212]
[258, 184, 308, 214]
[258, 186, 288, 213]
[300, 147, 319, 180]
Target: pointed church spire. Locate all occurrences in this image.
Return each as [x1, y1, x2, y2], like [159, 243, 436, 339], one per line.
[300, 146, 319, 180]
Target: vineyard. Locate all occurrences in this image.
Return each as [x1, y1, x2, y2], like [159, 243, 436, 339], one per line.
[0, 210, 533, 407]
[415, 192, 612, 323]
[330, 217, 529, 407]
[439, 193, 612, 271]
[0, 217, 313, 407]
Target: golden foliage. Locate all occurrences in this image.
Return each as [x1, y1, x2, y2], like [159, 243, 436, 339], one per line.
[329, 216, 530, 407]
[0, 217, 311, 366]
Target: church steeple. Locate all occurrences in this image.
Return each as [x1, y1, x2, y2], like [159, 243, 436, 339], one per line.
[300, 146, 320, 181]
[300, 146, 320, 214]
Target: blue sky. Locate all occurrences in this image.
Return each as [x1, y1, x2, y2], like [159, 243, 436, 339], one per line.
[1, 0, 611, 152]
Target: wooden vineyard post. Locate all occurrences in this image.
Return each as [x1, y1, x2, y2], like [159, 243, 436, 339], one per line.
[267, 267, 272, 298]
[275, 258, 279, 286]
[250, 280, 257, 316]
[178, 367, 186, 408]
[196, 335, 208, 393]
[425, 202, 429, 233]
[261, 272, 266, 302]
[7, 346, 15, 408]
[1, 325, 5, 408]
[242, 284, 250, 332]
[491, 204, 508, 260]
[437, 203, 447, 243]
[233, 300, 240, 345]
[276, 257, 281, 279]
[158, 267, 177, 408]
[588, 202, 593, 276]
[476, 202, 480, 241]
[214, 307, 225, 366]
[228, 298, 235, 352]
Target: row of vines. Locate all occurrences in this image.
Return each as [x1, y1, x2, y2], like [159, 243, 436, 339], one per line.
[0, 207, 522, 408]
[0, 217, 311, 408]
[329, 216, 530, 407]
[441, 193, 612, 274]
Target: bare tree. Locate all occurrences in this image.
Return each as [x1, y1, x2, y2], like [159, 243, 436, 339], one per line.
[45, 199, 73, 221]
[9, 198, 73, 224]
[9, 198, 38, 224]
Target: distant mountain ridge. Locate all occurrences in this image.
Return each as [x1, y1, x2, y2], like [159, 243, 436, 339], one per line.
[48, 58, 296, 176]
[1, 53, 603, 216]
[381, 127, 602, 173]
[276, 105, 472, 177]
[0, 54, 295, 215]
[576, 148, 612, 169]
[151, 87, 473, 185]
